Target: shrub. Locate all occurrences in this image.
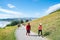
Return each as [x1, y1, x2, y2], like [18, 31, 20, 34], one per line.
[20, 20, 24, 24]
[7, 21, 20, 26]
[25, 19, 29, 22]
[6, 24, 11, 26]
[44, 31, 51, 36]
[11, 21, 20, 26]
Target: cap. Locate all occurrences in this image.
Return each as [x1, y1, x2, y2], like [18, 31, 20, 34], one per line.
[39, 23, 42, 25]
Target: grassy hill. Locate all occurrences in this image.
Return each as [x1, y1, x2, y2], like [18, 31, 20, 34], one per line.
[29, 10, 60, 40]
[0, 26, 17, 40]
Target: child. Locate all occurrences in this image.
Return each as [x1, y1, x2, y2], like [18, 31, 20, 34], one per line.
[38, 23, 42, 36]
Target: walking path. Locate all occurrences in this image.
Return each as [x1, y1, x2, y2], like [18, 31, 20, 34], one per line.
[15, 25, 48, 40]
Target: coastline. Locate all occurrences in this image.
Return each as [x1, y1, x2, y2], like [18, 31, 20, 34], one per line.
[0, 21, 11, 28]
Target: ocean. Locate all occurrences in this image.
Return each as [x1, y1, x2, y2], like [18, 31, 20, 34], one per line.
[0, 21, 11, 28]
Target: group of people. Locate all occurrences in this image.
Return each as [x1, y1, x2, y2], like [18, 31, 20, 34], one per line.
[26, 23, 42, 36]
[17, 23, 42, 36]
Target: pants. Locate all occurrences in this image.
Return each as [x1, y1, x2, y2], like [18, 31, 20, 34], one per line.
[38, 30, 42, 36]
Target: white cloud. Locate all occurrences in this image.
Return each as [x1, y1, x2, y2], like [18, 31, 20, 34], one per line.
[7, 4, 15, 8]
[0, 13, 23, 19]
[0, 14, 13, 19]
[0, 8, 23, 18]
[46, 3, 60, 14]
[0, 8, 22, 15]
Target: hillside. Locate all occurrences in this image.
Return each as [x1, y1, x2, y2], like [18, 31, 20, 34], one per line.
[0, 26, 17, 40]
[29, 10, 60, 40]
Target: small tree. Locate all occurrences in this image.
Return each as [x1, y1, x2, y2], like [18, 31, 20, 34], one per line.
[20, 20, 24, 24]
[11, 21, 20, 26]
[25, 19, 29, 22]
[7, 20, 20, 26]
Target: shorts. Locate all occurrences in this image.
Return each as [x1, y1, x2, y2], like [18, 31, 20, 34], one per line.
[27, 30, 30, 33]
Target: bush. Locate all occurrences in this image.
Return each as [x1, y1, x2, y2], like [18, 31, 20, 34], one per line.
[6, 24, 11, 26]
[44, 31, 51, 36]
[20, 20, 24, 24]
[7, 21, 20, 26]
[25, 19, 29, 22]
[11, 21, 20, 26]
[6, 20, 25, 26]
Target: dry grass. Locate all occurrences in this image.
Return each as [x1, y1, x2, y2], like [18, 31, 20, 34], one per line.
[0, 26, 17, 40]
[29, 10, 60, 40]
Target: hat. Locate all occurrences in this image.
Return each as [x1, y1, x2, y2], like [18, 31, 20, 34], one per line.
[39, 23, 42, 25]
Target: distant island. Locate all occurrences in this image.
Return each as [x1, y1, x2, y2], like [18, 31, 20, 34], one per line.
[0, 17, 37, 21]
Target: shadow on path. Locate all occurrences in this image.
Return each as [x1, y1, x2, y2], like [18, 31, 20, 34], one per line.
[30, 34, 44, 38]
[15, 25, 48, 40]
[30, 34, 38, 37]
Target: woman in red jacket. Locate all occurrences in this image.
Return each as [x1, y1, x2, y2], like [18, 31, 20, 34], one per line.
[26, 23, 31, 36]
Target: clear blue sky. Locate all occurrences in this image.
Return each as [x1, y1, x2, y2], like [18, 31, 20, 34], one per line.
[0, 0, 60, 18]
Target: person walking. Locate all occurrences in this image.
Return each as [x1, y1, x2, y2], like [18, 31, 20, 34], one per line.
[38, 23, 42, 36]
[26, 23, 31, 36]
[17, 24, 20, 28]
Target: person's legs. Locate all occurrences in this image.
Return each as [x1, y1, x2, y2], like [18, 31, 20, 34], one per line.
[40, 30, 42, 36]
[40, 30, 43, 37]
[38, 30, 40, 36]
[26, 32, 27, 35]
[26, 30, 30, 36]
[28, 33, 30, 36]
[41, 30, 42, 35]
[28, 30, 30, 36]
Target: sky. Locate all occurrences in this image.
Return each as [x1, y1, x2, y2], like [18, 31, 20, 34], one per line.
[0, 0, 60, 19]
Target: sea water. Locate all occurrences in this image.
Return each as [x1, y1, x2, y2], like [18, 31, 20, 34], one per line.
[0, 21, 10, 28]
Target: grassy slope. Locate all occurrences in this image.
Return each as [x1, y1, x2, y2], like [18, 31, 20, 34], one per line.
[0, 26, 17, 40]
[29, 10, 60, 40]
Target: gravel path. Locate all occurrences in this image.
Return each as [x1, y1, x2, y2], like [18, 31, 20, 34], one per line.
[15, 25, 48, 40]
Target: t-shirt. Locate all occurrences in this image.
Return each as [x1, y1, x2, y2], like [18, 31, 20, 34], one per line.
[26, 25, 31, 30]
[38, 25, 42, 30]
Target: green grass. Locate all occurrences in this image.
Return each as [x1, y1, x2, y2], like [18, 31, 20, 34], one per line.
[0, 26, 17, 40]
[29, 10, 60, 40]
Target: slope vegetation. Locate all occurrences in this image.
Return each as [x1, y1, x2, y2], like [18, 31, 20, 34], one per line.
[30, 10, 60, 40]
